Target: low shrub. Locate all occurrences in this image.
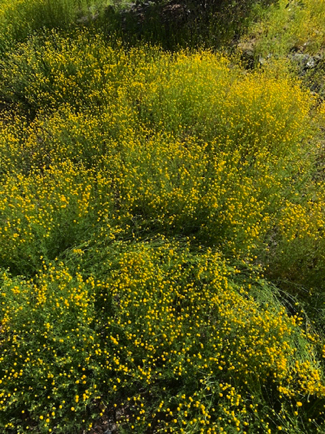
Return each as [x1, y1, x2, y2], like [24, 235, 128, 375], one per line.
[0, 0, 110, 51]
[243, 0, 325, 57]
[1, 243, 324, 433]
[0, 28, 325, 433]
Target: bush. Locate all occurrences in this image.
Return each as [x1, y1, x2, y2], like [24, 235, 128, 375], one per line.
[0, 161, 114, 274]
[0, 0, 102, 51]
[0, 34, 317, 265]
[99, 0, 276, 51]
[0, 28, 325, 433]
[0, 30, 133, 115]
[244, 0, 325, 57]
[1, 243, 324, 433]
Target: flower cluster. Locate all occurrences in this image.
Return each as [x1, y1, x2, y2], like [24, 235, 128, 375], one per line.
[0, 26, 324, 433]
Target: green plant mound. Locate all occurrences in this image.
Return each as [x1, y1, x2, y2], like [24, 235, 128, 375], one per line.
[0, 15, 325, 434]
[1, 243, 325, 433]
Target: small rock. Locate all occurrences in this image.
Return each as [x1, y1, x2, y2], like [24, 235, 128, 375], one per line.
[306, 58, 316, 69]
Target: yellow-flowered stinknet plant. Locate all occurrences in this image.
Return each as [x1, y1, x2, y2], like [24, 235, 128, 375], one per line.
[1, 244, 325, 433]
[0, 26, 325, 434]
[0, 32, 317, 261]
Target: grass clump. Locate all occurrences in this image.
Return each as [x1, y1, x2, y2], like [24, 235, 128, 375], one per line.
[246, 0, 325, 57]
[239, 0, 325, 100]
[0, 0, 104, 51]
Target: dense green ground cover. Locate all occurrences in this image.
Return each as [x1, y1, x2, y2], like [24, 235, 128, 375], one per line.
[1, 0, 325, 433]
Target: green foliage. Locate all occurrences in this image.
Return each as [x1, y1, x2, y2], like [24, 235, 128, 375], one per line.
[0, 1, 325, 432]
[0, 160, 116, 274]
[243, 0, 325, 57]
[0, 33, 318, 267]
[0, 0, 108, 51]
[99, 0, 275, 51]
[1, 244, 325, 433]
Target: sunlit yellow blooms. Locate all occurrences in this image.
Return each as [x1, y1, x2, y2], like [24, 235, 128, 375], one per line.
[0, 21, 324, 434]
